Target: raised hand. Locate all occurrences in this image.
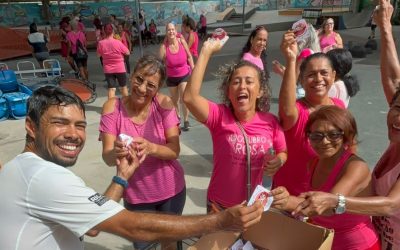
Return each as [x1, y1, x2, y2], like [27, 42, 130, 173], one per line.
[201, 38, 224, 56]
[218, 201, 263, 231]
[280, 31, 298, 62]
[373, 0, 393, 29]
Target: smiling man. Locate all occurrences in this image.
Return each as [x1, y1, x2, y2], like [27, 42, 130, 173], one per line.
[0, 86, 264, 250]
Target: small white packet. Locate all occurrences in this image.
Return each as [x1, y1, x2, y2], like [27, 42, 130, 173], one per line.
[247, 185, 273, 211]
[242, 241, 255, 250]
[292, 19, 310, 44]
[118, 133, 134, 147]
[230, 239, 244, 250]
[211, 28, 229, 46]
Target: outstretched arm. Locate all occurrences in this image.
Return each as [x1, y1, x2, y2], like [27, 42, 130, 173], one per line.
[376, 0, 400, 104]
[94, 201, 263, 242]
[279, 31, 300, 130]
[183, 39, 223, 123]
[293, 177, 400, 217]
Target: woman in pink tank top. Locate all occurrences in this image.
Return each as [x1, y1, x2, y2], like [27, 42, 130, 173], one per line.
[319, 18, 343, 53]
[159, 22, 195, 132]
[183, 17, 199, 59]
[273, 31, 345, 197]
[286, 3, 400, 249]
[276, 106, 380, 250]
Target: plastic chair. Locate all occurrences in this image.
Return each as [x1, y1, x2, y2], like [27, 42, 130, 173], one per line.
[17, 61, 38, 79]
[0, 62, 8, 70]
[43, 59, 62, 77]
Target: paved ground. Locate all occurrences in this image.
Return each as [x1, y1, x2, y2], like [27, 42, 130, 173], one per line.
[1, 18, 399, 249]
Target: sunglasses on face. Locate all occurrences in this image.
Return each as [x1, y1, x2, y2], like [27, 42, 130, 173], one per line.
[307, 130, 344, 143]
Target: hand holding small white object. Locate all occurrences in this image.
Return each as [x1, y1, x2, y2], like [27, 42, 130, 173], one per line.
[247, 185, 274, 211]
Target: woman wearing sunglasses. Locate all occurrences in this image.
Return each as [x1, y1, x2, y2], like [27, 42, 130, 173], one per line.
[277, 106, 380, 250]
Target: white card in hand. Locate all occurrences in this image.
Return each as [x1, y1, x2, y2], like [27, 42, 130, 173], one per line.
[118, 133, 134, 146]
[247, 185, 273, 211]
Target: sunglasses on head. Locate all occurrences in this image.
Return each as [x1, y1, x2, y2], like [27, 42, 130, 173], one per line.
[307, 130, 344, 143]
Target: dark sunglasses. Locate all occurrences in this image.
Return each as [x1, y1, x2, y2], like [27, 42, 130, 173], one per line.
[307, 130, 344, 143]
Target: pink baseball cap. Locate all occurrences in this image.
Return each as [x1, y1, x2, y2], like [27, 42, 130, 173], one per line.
[297, 48, 314, 61]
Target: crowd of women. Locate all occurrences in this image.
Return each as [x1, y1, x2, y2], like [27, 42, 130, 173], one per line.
[39, 2, 400, 249]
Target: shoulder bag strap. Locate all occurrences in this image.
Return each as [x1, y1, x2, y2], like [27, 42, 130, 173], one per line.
[235, 121, 252, 201]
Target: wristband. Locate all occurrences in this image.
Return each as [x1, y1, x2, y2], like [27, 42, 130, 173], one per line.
[112, 176, 128, 188]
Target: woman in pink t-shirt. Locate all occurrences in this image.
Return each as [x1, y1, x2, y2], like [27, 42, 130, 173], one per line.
[273, 31, 345, 197]
[278, 106, 380, 250]
[183, 37, 288, 211]
[289, 3, 400, 248]
[97, 24, 130, 99]
[99, 55, 185, 250]
[240, 26, 268, 74]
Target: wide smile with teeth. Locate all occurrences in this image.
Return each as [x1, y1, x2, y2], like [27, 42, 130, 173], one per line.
[59, 144, 78, 151]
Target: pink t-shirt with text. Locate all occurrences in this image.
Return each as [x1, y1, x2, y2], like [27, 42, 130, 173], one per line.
[99, 97, 185, 204]
[97, 38, 129, 73]
[205, 101, 286, 208]
[273, 98, 345, 196]
[242, 52, 264, 70]
[372, 143, 400, 249]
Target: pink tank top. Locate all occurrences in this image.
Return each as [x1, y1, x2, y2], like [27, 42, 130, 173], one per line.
[308, 150, 379, 250]
[273, 98, 345, 196]
[165, 40, 190, 77]
[319, 32, 337, 51]
[189, 31, 199, 57]
[372, 144, 400, 249]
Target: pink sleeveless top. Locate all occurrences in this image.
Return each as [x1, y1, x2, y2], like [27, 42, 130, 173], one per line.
[372, 144, 400, 249]
[165, 40, 190, 77]
[273, 98, 345, 196]
[99, 97, 185, 204]
[189, 31, 199, 57]
[319, 32, 337, 51]
[308, 150, 379, 250]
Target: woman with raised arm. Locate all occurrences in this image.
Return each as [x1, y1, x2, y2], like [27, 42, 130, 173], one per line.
[291, 1, 400, 248]
[273, 31, 345, 196]
[159, 22, 194, 132]
[183, 38, 287, 212]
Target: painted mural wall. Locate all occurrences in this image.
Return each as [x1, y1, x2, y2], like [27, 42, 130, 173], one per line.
[0, 0, 356, 28]
[0, 1, 220, 27]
